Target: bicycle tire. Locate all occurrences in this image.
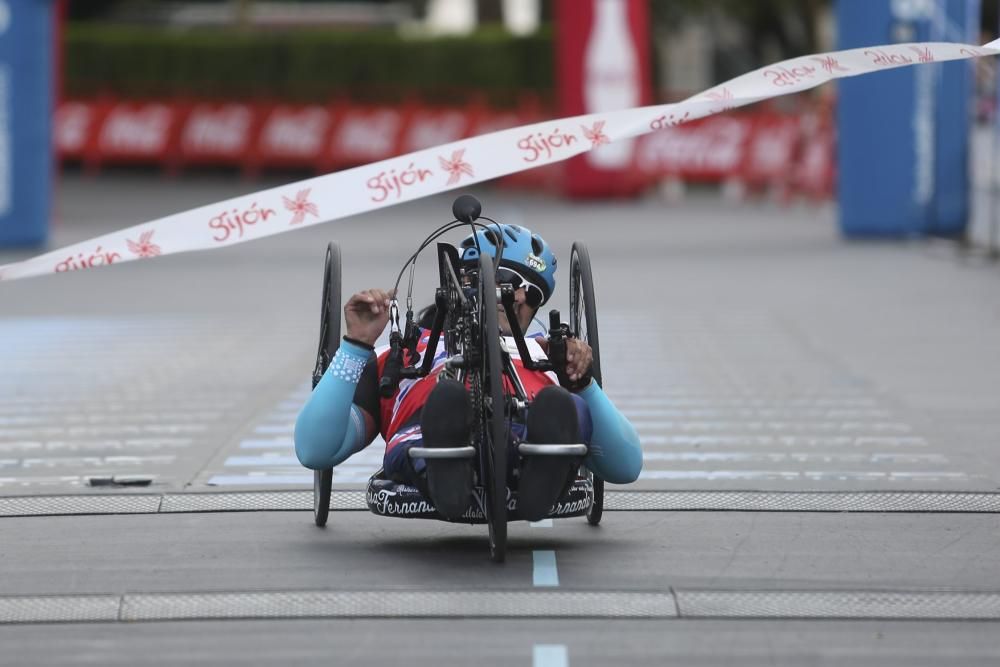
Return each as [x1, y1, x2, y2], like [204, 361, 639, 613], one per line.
[479, 253, 508, 562]
[312, 242, 341, 528]
[570, 242, 605, 526]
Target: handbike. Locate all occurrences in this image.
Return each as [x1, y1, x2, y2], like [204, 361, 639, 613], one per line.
[308, 195, 605, 561]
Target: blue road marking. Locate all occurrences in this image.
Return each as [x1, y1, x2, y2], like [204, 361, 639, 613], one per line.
[533, 645, 568, 667]
[532, 550, 559, 587]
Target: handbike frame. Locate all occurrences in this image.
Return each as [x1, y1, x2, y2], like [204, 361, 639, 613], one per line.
[312, 223, 604, 561]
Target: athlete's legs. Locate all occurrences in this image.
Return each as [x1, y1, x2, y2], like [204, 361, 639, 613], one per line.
[382, 423, 425, 483]
[414, 378, 476, 519]
[383, 382, 593, 522]
[518, 385, 584, 521]
[382, 379, 474, 481]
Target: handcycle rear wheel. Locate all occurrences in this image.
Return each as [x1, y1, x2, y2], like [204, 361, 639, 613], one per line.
[312, 242, 341, 527]
[569, 242, 605, 526]
[478, 253, 508, 562]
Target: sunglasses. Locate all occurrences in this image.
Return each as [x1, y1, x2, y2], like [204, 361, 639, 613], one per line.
[496, 267, 545, 308]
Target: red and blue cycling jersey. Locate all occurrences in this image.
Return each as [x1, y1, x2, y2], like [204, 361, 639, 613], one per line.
[296, 328, 641, 485]
[366, 330, 558, 459]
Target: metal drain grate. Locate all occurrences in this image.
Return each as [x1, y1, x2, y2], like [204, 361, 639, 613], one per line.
[161, 491, 309, 513]
[119, 590, 677, 621]
[0, 494, 161, 517]
[160, 490, 366, 512]
[7, 490, 1000, 518]
[0, 595, 120, 623]
[6, 588, 1000, 624]
[605, 491, 1000, 513]
[676, 590, 1000, 619]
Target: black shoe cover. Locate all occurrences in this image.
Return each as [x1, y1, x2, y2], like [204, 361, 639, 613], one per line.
[421, 378, 475, 520]
[519, 386, 581, 522]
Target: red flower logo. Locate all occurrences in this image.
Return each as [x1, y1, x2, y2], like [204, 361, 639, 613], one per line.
[706, 87, 735, 111]
[126, 230, 162, 258]
[812, 55, 848, 74]
[283, 188, 319, 225]
[438, 149, 474, 186]
[581, 121, 610, 148]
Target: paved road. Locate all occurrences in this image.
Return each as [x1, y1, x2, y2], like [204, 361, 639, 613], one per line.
[2, 173, 1000, 664]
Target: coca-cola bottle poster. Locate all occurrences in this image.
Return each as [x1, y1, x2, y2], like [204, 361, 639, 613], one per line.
[555, 0, 652, 198]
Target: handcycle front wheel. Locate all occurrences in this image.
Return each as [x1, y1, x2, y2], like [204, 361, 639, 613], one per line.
[569, 242, 605, 526]
[312, 241, 341, 527]
[478, 253, 508, 562]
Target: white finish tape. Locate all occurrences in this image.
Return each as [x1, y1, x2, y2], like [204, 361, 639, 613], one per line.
[1, 40, 998, 283]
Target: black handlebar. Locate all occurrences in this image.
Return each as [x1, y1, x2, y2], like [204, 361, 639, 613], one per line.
[546, 309, 573, 387]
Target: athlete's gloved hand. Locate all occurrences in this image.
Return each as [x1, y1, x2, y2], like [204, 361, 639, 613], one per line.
[344, 288, 394, 347]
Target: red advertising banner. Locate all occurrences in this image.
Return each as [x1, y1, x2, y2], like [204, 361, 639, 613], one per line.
[91, 101, 181, 168]
[555, 0, 653, 197]
[250, 104, 334, 172]
[177, 102, 258, 167]
[54, 99, 104, 161]
[325, 104, 406, 170]
[742, 113, 801, 188]
[53, 96, 835, 201]
[635, 116, 754, 182]
[398, 106, 474, 154]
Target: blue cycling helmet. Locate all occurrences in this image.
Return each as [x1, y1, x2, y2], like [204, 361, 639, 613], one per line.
[460, 223, 557, 307]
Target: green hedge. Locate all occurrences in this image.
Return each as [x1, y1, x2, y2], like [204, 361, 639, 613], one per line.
[64, 24, 554, 105]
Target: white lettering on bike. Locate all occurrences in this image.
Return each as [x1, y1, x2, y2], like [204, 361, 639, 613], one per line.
[366, 484, 592, 518]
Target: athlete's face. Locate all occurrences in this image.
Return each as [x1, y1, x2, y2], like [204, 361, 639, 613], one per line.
[495, 266, 546, 335]
[497, 285, 538, 336]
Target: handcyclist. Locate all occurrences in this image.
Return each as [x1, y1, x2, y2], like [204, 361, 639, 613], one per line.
[294, 224, 641, 521]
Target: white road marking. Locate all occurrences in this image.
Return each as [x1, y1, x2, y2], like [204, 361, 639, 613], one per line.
[223, 455, 299, 467]
[641, 451, 950, 464]
[622, 408, 891, 419]
[265, 411, 300, 420]
[530, 519, 553, 528]
[253, 425, 293, 434]
[206, 474, 311, 486]
[636, 435, 929, 448]
[630, 420, 913, 433]
[239, 438, 294, 449]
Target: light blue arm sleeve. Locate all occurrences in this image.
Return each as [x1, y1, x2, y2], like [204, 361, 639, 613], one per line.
[577, 380, 642, 484]
[294, 340, 375, 470]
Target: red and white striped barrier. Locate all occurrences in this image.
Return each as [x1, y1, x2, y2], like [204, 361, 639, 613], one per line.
[4, 39, 998, 283]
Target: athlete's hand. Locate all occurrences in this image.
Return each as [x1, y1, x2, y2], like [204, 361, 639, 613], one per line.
[564, 338, 593, 384]
[344, 288, 394, 347]
[538, 336, 594, 386]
